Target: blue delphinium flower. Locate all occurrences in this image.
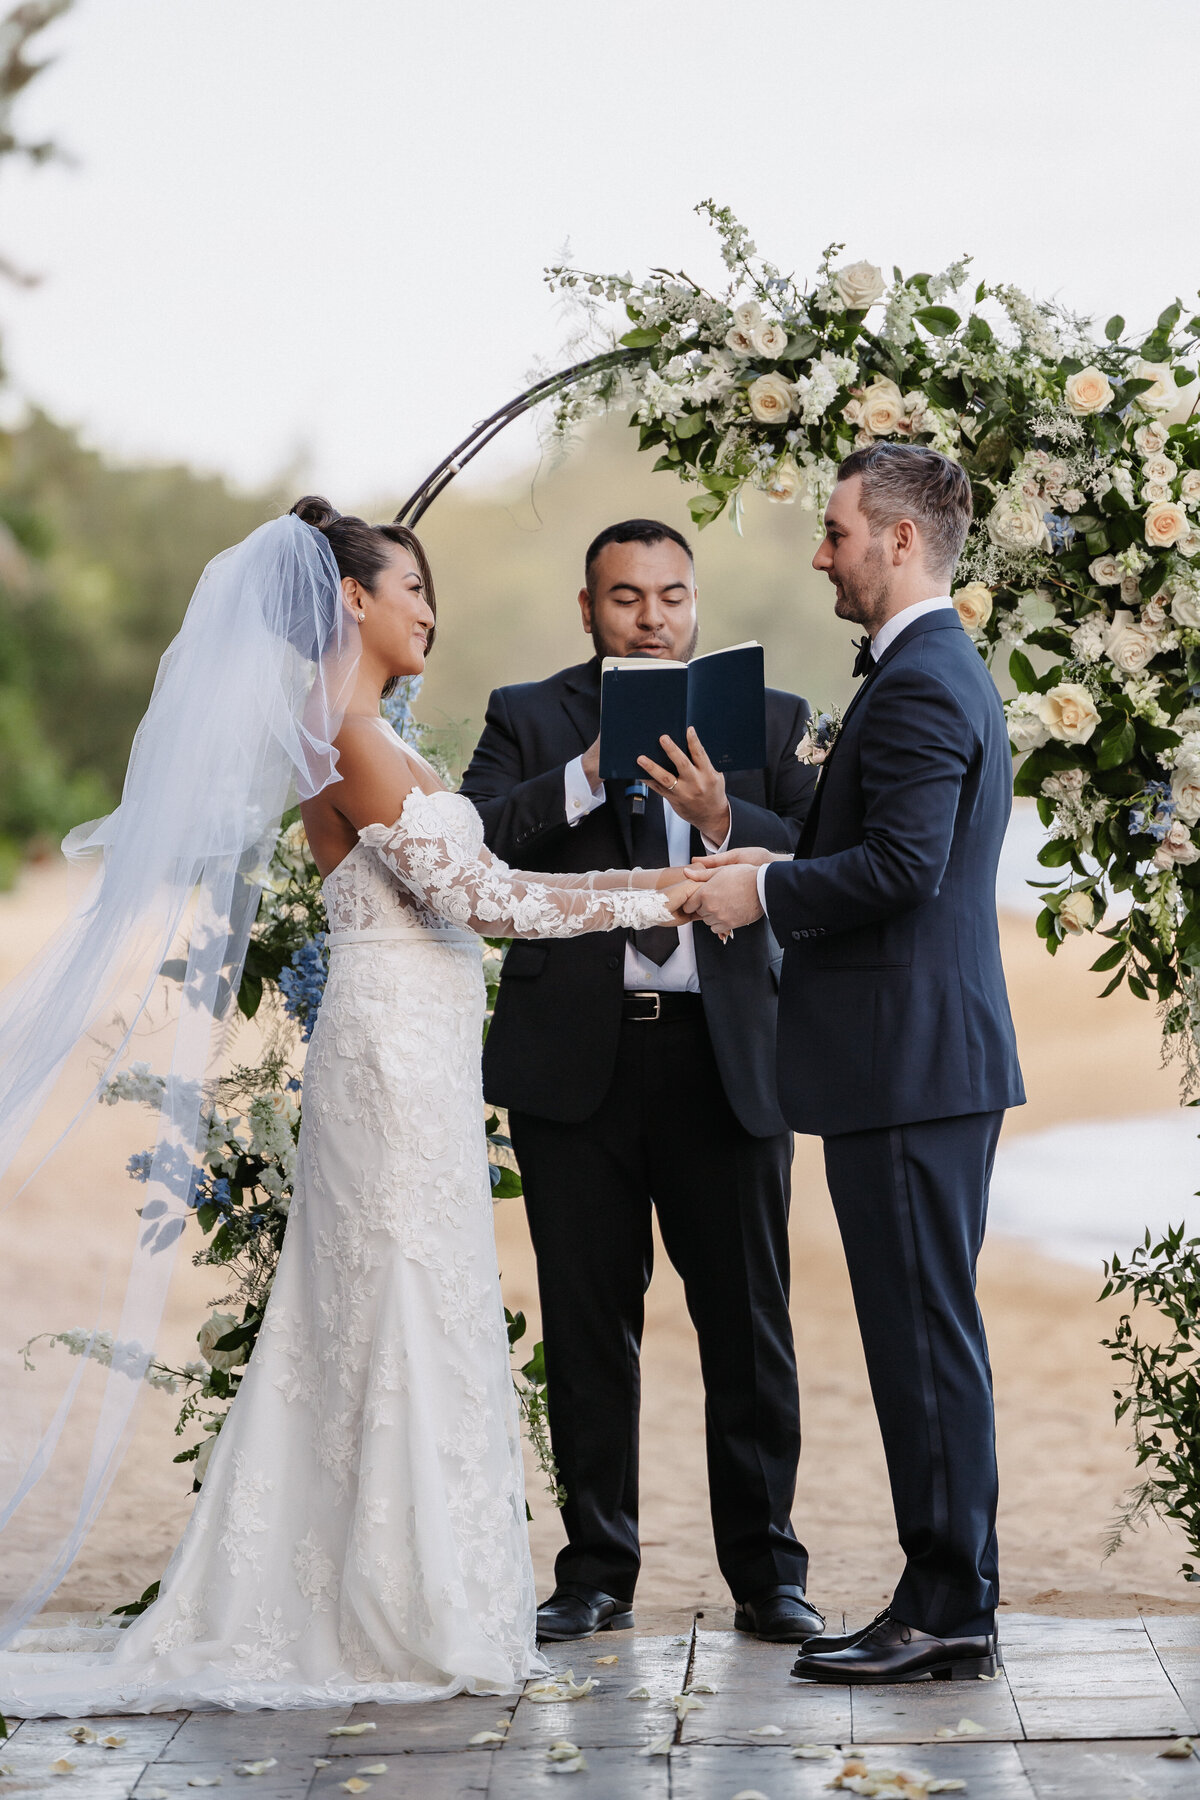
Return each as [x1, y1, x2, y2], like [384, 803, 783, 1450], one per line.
[381, 674, 424, 745]
[279, 933, 329, 1041]
[1130, 782, 1175, 843]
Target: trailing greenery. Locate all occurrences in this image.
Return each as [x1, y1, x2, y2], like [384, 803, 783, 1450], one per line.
[1101, 1224, 1200, 1575]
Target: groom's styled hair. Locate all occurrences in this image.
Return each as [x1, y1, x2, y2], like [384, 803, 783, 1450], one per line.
[584, 519, 693, 595]
[837, 443, 972, 580]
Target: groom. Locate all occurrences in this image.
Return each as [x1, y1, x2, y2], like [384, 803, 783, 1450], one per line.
[461, 518, 822, 1644]
[687, 443, 1024, 1684]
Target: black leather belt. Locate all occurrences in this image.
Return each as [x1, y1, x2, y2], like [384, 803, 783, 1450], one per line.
[621, 990, 703, 1023]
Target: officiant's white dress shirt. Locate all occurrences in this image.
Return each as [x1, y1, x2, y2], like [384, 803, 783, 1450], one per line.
[564, 757, 730, 991]
[754, 597, 957, 913]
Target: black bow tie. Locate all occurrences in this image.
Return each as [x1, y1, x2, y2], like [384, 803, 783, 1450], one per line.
[852, 635, 875, 679]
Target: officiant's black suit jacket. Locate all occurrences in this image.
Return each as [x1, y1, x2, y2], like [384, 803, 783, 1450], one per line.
[461, 656, 815, 1137]
[764, 609, 1026, 1137]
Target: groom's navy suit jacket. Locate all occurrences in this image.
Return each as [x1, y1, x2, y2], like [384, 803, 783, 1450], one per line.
[764, 609, 1025, 1139]
[461, 657, 815, 1137]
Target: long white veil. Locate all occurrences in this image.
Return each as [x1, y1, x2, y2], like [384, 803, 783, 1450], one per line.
[0, 514, 358, 1642]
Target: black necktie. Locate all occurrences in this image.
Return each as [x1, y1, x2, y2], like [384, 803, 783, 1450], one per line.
[629, 792, 679, 968]
[852, 635, 875, 679]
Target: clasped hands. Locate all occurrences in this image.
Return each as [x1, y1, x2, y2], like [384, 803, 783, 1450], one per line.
[657, 846, 780, 935]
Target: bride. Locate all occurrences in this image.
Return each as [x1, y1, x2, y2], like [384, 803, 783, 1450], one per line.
[0, 500, 695, 1716]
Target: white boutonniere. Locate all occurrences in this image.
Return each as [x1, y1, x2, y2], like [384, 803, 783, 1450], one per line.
[795, 707, 843, 767]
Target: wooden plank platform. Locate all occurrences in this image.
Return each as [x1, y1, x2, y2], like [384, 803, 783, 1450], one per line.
[3, 1618, 1200, 1796]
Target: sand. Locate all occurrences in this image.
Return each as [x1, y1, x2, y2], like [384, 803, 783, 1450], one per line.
[1, 857, 1196, 1631]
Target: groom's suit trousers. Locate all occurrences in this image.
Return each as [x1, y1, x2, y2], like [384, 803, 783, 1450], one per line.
[822, 1110, 1003, 1639]
[510, 1000, 805, 1606]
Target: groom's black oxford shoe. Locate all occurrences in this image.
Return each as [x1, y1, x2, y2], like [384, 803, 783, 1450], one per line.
[733, 1585, 825, 1643]
[535, 1585, 634, 1641]
[790, 1611, 997, 1684]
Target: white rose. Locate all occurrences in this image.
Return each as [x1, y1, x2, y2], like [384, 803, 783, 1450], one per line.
[1172, 766, 1200, 825]
[197, 1310, 248, 1373]
[952, 582, 992, 634]
[1143, 481, 1172, 505]
[1134, 421, 1170, 456]
[747, 372, 795, 424]
[1143, 452, 1178, 485]
[732, 300, 762, 333]
[1037, 682, 1102, 745]
[1181, 471, 1200, 507]
[1180, 527, 1200, 558]
[1120, 574, 1143, 604]
[1154, 820, 1200, 868]
[765, 457, 803, 504]
[725, 324, 754, 355]
[859, 377, 906, 437]
[833, 260, 886, 311]
[1173, 587, 1200, 628]
[1089, 554, 1122, 586]
[1005, 694, 1050, 752]
[751, 320, 789, 359]
[1145, 499, 1189, 548]
[1142, 594, 1169, 628]
[841, 398, 864, 426]
[1105, 608, 1157, 674]
[987, 492, 1050, 553]
[1058, 891, 1096, 934]
[1064, 365, 1114, 416]
[1134, 359, 1178, 413]
[1061, 489, 1085, 513]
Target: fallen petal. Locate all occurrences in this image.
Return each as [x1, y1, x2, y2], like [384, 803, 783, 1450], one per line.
[67, 1726, 96, 1743]
[594, 1654, 619, 1665]
[928, 1782, 968, 1794]
[793, 1743, 840, 1758]
[550, 1754, 587, 1773]
[329, 1722, 377, 1736]
[954, 1718, 983, 1735]
[687, 1680, 718, 1694]
[468, 1731, 506, 1745]
[642, 1733, 674, 1756]
[99, 1734, 127, 1748]
[356, 1765, 388, 1776]
[339, 1784, 371, 1796]
[187, 1782, 223, 1790]
[313, 1759, 331, 1768]
[747, 1723, 784, 1737]
[234, 1759, 278, 1775]
[50, 1759, 76, 1775]
[626, 1685, 651, 1700]
[1160, 1737, 1197, 1759]
[672, 1692, 705, 1720]
[547, 1741, 582, 1760]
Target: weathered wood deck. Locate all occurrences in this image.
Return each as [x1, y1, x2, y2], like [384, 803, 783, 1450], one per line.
[4, 1615, 1200, 1796]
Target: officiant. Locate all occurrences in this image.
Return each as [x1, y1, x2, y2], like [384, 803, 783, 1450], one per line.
[461, 519, 822, 1644]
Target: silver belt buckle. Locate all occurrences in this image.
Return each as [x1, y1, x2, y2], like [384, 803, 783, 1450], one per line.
[631, 990, 661, 1021]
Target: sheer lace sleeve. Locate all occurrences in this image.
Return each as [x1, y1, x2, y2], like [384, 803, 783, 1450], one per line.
[358, 789, 674, 940]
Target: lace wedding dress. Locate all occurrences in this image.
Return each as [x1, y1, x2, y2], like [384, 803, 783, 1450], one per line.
[0, 765, 672, 1716]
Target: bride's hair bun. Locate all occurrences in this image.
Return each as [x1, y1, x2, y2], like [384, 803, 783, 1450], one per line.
[290, 495, 342, 532]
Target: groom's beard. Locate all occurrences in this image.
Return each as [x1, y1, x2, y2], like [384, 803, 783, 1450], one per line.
[832, 541, 893, 635]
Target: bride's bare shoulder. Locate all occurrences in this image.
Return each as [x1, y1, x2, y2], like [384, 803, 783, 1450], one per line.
[331, 715, 422, 829]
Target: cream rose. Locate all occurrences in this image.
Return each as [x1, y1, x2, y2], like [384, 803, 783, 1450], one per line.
[1088, 554, 1122, 586]
[1181, 471, 1200, 507]
[725, 324, 754, 355]
[859, 377, 906, 437]
[1145, 499, 1189, 548]
[751, 320, 789, 359]
[987, 493, 1050, 553]
[1143, 481, 1172, 505]
[1064, 366, 1114, 416]
[747, 372, 795, 424]
[1135, 421, 1170, 456]
[732, 300, 761, 332]
[1143, 452, 1178, 485]
[833, 260, 885, 311]
[1120, 574, 1143, 605]
[1005, 694, 1050, 752]
[197, 1310, 247, 1373]
[953, 582, 992, 634]
[1058, 891, 1096, 934]
[1037, 682, 1101, 745]
[1133, 360, 1177, 413]
[1061, 489, 1085, 513]
[1180, 527, 1200, 558]
[1154, 820, 1200, 869]
[1172, 766, 1200, 825]
[1105, 609, 1157, 674]
[765, 457, 803, 504]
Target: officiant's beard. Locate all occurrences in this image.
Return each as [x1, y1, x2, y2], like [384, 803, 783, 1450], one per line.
[589, 619, 700, 663]
[832, 540, 894, 636]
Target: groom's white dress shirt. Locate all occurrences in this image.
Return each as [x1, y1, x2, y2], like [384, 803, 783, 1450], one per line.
[755, 597, 956, 913]
[564, 756, 730, 991]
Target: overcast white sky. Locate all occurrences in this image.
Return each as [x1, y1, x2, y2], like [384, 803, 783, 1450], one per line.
[3, 0, 1199, 506]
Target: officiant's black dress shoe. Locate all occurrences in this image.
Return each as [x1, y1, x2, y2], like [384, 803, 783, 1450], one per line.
[535, 1585, 634, 1641]
[803, 1606, 1004, 1666]
[790, 1611, 996, 1684]
[733, 1584, 825, 1643]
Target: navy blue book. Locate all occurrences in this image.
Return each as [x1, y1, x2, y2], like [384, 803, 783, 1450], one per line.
[598, 641, 766, 780]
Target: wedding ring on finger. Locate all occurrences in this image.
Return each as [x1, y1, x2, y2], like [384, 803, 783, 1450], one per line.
[666, 777, 678, 791]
